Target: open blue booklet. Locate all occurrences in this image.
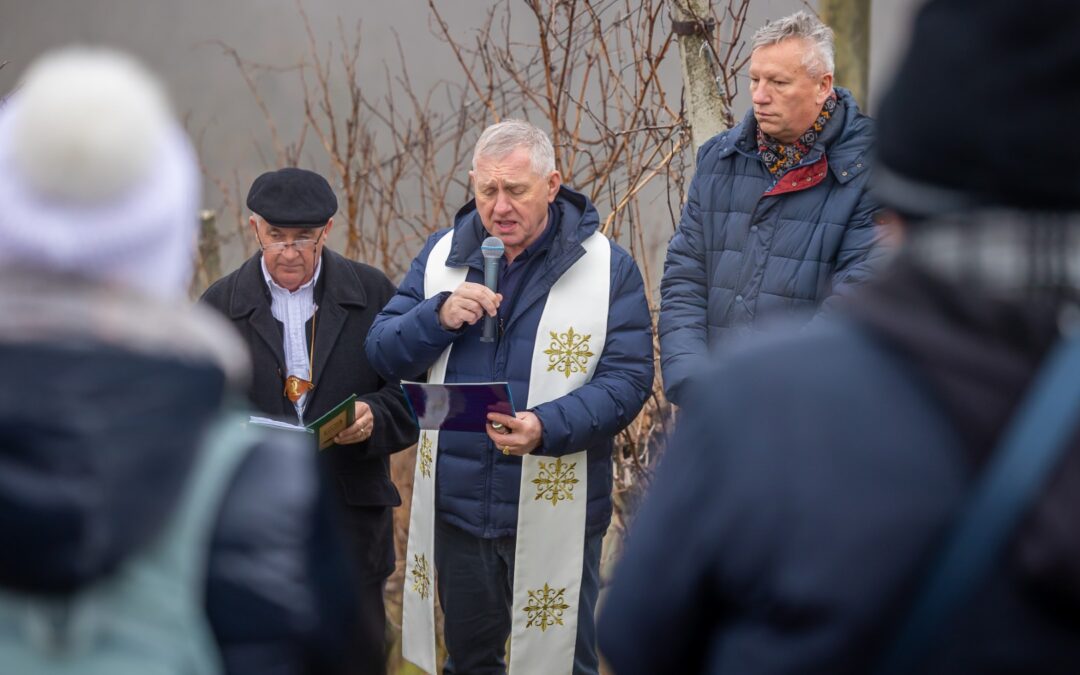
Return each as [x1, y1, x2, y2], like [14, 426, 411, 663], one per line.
[400, 381, 516, 432]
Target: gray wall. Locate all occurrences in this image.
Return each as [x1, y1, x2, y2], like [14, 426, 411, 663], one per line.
[0, 0, 923, 276]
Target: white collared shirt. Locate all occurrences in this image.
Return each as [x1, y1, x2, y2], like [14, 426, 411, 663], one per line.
[261, 257, 322, 422]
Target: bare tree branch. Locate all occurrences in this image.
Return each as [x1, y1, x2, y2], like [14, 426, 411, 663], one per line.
[199, 6, 750, 663]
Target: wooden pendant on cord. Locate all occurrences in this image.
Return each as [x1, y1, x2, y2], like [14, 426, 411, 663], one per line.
[284, 308, 318, 403]
[284, 375, 314, 402]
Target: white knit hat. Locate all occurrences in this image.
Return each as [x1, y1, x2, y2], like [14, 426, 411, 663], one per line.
[0, 47, 200, 300]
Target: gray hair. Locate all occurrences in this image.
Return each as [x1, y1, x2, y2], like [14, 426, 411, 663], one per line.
[472, 119, 556, 176]
[752, 10, 835, 78]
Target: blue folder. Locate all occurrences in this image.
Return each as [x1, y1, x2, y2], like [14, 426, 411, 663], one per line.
[400, 381, 516, 432]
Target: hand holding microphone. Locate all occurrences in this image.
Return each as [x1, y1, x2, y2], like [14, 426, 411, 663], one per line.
[437, 237, 505, 332]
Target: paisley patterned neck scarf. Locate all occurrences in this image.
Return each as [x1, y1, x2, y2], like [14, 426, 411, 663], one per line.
[757, 93, 838, 177]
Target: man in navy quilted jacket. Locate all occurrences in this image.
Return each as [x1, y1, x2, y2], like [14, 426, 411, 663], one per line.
[601, 0, 1080, 672]
[659, 10, 886, 405]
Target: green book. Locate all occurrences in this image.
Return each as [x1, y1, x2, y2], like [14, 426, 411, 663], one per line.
[307, 394, 357, 449]
[248, 393, 357, 450]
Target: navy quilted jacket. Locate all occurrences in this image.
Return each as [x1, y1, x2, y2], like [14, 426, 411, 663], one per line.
[660, 87, 884, 404]
[365, 186, 654, 538]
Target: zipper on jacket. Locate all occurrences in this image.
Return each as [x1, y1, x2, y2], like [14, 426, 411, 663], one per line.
[488, 313, 503, 379]
[493, 311, 509, 382]
[724, 191, 767, 325]
[482, 312, 506, 537]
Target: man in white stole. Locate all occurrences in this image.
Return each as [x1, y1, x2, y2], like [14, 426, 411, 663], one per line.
[365, 120, 654, 674]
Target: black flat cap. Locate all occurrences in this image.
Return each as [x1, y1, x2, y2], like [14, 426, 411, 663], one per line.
[246, 167, 337, 227]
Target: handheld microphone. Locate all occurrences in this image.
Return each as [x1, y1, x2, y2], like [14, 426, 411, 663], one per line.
[481, 236, 504, 343]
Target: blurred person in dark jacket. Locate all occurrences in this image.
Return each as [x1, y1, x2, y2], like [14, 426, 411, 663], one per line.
[0, 48, 355, 674]
[659, 10, 886, 406]
[599, 0, 1080, 672]
[200, 167, 418, 675]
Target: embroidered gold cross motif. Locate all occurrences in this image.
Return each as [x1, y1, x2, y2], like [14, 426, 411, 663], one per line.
[532, 457, 579, 506]
[418, 434, 433, 479]
[411, 554, 431, 600]
[523, 583, 571, 632]
[543, 327, 595, 379]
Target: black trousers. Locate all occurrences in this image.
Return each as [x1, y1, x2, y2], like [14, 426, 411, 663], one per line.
[338, 579, 387, 675]
[434, 519, 603, 675]
[338, 505, 395, 675]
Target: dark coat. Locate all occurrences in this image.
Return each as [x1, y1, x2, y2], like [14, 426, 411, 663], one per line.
[599, 256, 1080, 674]
[0, 272, 357, 675]
[201, 248, 418, 582]
[659, 87, 886, 405]
[365, 186, 654, 538]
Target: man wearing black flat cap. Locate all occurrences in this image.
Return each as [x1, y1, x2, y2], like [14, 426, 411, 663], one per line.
[202, 167, 418, 675]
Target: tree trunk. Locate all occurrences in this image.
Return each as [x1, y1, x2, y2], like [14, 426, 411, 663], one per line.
[820, 0, 871, 109]
[669, 0, 728, 157]
[196, 209, 221, 293]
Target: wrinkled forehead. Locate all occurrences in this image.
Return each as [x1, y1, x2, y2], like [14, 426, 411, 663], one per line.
[256, 214, 324, 236]
[472, 147, 542, 185]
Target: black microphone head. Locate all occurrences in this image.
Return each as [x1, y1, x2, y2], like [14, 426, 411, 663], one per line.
[481, 236, 505, 260]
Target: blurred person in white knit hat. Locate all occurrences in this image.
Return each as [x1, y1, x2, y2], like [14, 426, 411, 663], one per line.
[0, 47, 360, 675]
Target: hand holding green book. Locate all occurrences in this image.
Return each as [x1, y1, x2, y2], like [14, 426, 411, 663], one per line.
[248, 393, 358, 450]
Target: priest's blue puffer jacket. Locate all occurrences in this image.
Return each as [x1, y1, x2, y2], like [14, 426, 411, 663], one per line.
[365, 186, 654, 538]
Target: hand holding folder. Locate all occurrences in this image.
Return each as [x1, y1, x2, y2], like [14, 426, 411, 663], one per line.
[400, 381, 515, 432]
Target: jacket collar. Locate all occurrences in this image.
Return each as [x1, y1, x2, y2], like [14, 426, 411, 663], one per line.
[718, 87, 872, 184]
[226, 248, 368, 389]
[444, 185, 600, 331]
[226, 248, 368, 318]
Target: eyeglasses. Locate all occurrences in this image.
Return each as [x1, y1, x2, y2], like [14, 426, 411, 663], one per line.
[256, 232, 324, 253]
